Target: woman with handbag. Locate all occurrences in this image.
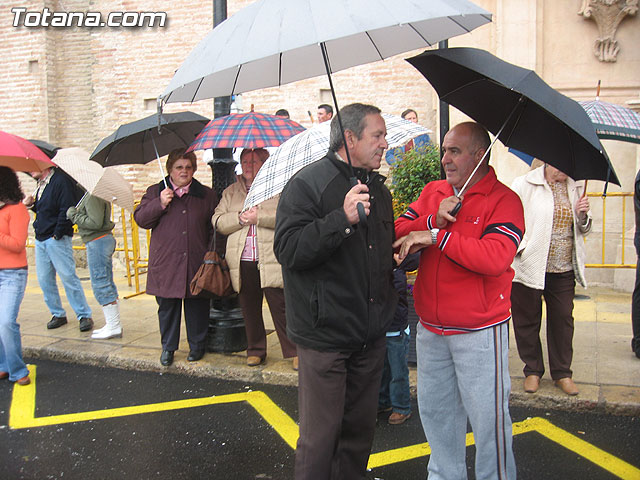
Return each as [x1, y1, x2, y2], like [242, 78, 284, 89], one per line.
[212, 148, 297, 369]
[134, 148, 219, 367]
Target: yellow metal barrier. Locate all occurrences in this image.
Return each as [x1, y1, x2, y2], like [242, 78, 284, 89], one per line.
[26, 192, 637, 295]
[123, 203, 150, 299]
[585, 191, 636, 269]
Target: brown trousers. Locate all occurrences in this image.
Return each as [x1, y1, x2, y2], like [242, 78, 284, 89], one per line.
[295, 336, 386, 480]
[238, 261, 296, 359]
[511, 271, 576, 380]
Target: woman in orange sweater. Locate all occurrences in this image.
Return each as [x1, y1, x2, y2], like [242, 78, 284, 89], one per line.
[0, 166, 31, 385]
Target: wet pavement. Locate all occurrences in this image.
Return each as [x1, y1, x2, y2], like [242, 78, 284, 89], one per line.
[15, 267, 640, 415]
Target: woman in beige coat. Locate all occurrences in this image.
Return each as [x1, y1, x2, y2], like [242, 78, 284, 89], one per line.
[511, 163, 591, 396]
[212, 148, 297, 369]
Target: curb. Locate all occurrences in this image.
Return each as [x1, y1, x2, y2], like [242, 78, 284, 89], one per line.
[24, 345, 640, 417]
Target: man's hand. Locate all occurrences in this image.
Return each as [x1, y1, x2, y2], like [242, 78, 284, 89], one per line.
[436, 195, 463, 227]
[393, 230, 431, 260]
[239, 206, 258, 226]
[160, 188, 174, 209]
[575, 196, 590, 222]
[343, 182, 370, 225]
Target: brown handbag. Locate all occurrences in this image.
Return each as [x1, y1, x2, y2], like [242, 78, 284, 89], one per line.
[190, 217, 234, 298]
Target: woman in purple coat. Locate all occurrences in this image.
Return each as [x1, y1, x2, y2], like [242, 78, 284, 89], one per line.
[134, 148, 219, 366]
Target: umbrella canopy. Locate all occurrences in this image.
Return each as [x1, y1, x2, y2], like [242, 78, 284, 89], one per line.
[188, 111, 305, 151]
[28, 139, 59, 159]
[161, 0, 491, 103]
[406, 47, 620, 185]
[243, 113, 431, 210]
[53, 148, 134, 211]
[579, 99, 640, 145]
[0, 130, 56, 172]
[90, 111, 209, 167]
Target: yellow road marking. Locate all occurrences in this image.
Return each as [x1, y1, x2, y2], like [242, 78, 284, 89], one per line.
[9, 365, 640, 479]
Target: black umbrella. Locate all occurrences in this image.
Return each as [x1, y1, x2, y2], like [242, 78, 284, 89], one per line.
[28, 139, 59, 159]
[90, 111, 209, 167]
[406, 47, 620, 186]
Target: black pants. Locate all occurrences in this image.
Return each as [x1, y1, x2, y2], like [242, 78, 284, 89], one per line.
[156, 296, 210, 352]
[294, 336, 386, 480]
[511, 271, 576, 380]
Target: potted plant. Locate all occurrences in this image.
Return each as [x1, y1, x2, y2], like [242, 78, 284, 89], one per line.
[389, 142, 441, 363]
[389, 143, 441, 219]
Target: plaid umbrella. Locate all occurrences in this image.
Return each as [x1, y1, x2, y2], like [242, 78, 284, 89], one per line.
[0, 130, 56, 172]
[579, 99, 640, 145]
[243, 113, 431, 210]
[187, 112, 306, 151]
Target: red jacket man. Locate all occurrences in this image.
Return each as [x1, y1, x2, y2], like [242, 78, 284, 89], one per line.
[394, 122, 524, 480]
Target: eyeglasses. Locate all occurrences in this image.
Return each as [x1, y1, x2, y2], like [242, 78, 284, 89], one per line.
[172, 164, 194, 171]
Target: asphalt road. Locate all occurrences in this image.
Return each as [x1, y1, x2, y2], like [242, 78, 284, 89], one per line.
[0, 359, 638, 479]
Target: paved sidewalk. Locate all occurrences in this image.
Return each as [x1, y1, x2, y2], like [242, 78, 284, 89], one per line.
[17, 268, 640, 415]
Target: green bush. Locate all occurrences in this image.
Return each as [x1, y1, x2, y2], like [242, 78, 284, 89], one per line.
[390, 143, 441, 218]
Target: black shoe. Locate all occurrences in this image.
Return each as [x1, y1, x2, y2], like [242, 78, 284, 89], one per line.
[187, 350, 204, 362]
[47, 316, 67, 329]
[160, 350, 174, 366]
[79, 317, 94, 332]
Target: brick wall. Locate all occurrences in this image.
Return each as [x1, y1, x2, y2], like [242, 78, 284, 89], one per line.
[1, 0, 639, 202]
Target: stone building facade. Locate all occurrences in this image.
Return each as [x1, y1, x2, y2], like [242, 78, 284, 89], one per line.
[1, 0, 639, 288]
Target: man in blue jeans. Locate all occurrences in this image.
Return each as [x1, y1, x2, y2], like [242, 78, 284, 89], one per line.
[25, 167, 93, 332]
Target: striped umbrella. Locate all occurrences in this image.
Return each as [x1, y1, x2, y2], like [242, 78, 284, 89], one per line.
[187, 111, 306, 151]
[579, 99, 640, 145]
[243, 113, 431, 210]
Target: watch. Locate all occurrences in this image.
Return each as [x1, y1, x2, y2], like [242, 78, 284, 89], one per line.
[430, 228, 439, 245]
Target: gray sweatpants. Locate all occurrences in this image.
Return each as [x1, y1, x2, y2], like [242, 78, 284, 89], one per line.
[417, 322, 516, 480]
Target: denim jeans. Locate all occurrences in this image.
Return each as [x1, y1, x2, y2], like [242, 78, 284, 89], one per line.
[86, 234, 118, 305]
[35, 236, 91, 319]
[0, 269, 30, 381]
[378, 331, 411, 415]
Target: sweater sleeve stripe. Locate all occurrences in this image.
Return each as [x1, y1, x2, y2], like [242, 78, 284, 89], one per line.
[399, 206, 419, 221]
[481, 222, 523, 248]
[426, 214, 434, 230]
[439, 231, 451, 250]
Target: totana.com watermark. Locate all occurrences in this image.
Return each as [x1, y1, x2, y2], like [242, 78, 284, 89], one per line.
[11, 7, 167, 28]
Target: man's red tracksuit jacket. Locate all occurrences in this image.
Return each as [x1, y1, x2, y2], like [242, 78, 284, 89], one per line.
[395, 167, 525, 335]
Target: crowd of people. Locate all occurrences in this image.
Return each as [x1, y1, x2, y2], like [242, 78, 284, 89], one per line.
[5, 100, 637, 480]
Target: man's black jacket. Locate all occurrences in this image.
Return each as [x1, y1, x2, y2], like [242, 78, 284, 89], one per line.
[274, 151, 398, 352]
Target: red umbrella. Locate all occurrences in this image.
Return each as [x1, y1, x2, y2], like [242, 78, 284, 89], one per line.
[0, 130, 56, 172]
[187, 111, 305, 151]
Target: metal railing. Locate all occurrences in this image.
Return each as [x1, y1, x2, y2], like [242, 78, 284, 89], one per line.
[25, 192, 637, 296]
[585, 191, 636, 269]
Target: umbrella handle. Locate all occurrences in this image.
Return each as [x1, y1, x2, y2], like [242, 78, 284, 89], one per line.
[75, 191, 89, 209]
[150, 134, 169, 189]
[349, 177, 368, 226]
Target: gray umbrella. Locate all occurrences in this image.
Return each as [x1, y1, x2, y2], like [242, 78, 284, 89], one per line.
[90, 111, 209, 167]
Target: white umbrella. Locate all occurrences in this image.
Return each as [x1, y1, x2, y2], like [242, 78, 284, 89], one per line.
[52, 148, 134, 211]
[243, 113, 431, 210]
[161, 0, 491, 104]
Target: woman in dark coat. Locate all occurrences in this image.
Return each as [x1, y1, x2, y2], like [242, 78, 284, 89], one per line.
[134, 148, 218, 366]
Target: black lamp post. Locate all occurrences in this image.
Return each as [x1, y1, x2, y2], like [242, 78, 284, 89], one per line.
[205, 0, 247, 353]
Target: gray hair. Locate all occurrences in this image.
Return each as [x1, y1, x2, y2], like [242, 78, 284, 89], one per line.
[329, 103, 381, 152]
